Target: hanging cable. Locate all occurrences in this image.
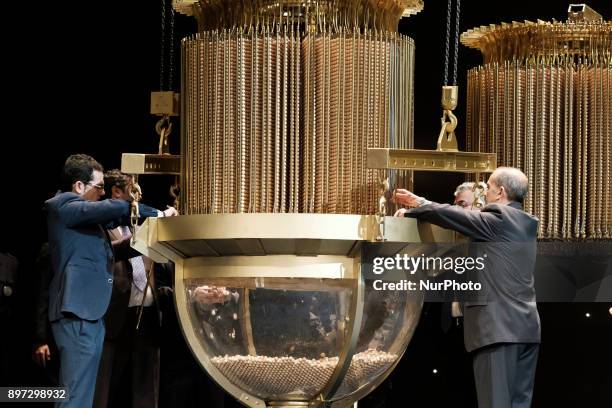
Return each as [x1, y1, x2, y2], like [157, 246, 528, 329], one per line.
[443, 0, 461, 86]
[160, 0, 166, 91]
[452, 0, 461, 86]
[168, 1, 175, 90]
[159, 0, 176, 91]
[443, 0, 452, 86]
[437, 0, 462, 152]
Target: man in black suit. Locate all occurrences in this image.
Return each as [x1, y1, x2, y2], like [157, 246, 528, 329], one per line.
[94, 170, 169, 408]
[395, 167, 541, 408]
[0, 252, 18, 385]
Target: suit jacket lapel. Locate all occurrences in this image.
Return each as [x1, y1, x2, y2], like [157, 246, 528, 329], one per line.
[107, 227, 122, 242]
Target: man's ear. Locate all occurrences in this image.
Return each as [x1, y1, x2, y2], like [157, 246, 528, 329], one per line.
[111, 185, 122, 198]
[73, 181, 84, 194]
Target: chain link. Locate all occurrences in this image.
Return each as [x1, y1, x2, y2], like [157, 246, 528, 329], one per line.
[159, 0, 176, 90]
[168, 3, 175, 90]
[160, 0, 166, 90]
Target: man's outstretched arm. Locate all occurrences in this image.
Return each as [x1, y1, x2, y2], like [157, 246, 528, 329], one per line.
[394, 188, 497, 241]
[406, 202, 496, 241]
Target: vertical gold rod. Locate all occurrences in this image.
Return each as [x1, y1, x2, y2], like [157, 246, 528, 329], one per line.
[294, 24, 301, 213]
[546, 60, 554, 238]
[273, 24, 281, 213]
[604, 63, 611, 238]
[566, 59, 578, 238]
[360, 29, 367, 215]
[280, 24, 288, 213]
[212, 30, 219, 213]
[336, 31, 344, 214]
[580, 61, 588, 239]
[304, 30, 312, 212]
[587, 61, 594, 238]
[505, 61, 512, 167]
[552, 59, 561, 238]
[195, 36, 202, 215]
[575, 61, 582, 238]
[195, 35, 201, 215]
[263, 25, 270, 213]
[250, 29, 257, 213]
[288, 24, 295, 213]
[208, 32, 215, 214]
[588, 61, 597, 238]
[604, 61, 612, 239]
[366, 29, 373, 215]
[525, 63, 534, 217]
[181, 37, 189, 215]
[515, 63, 523, 171]
[222, 30, 228, 213]
[350, 29, 357, 214]
[238, 29, 247, 213]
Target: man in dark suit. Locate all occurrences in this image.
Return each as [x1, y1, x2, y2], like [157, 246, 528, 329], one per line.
[45, 154, 177, 407]
[94, 170, 165, 408]
[394, 167, 541, 408]
[0, 252, 18, 385]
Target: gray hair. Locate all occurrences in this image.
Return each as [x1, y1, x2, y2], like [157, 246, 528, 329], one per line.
[454, 181, 488, 207]
[454, 181, 487, 197]
[491, 167, 529, 202]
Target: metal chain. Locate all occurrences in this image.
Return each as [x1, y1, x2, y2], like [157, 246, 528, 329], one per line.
[443, 0, 461, 86]
[168, 2, 175, 90]
[452, 0, 461, 85]
[160, 0, 166, 91]
[443, 0, 451, 86]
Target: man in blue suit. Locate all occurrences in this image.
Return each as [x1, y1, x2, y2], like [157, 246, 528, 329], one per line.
[46, 154, 177, 407]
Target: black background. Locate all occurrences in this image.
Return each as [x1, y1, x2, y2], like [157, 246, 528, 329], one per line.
[2, 1, 611, 407]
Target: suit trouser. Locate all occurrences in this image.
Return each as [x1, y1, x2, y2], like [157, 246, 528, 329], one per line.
[472, 343, 539, 408]
[51, 316, 105, 408]
[93, 306, 159, 408]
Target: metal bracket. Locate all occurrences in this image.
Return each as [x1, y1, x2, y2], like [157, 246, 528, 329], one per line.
[121, 153, 181, 175]
[437, 109, 459, 152]
[568, 4, 602, 23]
[367, 148, 496, 173]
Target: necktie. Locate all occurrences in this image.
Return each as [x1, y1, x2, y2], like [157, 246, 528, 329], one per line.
[130, 256, 148, 292]
[121, 226, 148, 291]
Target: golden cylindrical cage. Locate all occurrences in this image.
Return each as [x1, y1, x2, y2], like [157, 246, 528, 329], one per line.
[179, 0, 420, 216]
[462, 11, 612, 240]
[138, 2, 438, 408]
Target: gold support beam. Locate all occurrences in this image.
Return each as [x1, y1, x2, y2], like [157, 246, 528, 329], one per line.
[367, 147, 496, 173]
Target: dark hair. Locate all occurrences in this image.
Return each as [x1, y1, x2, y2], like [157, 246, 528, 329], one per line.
[103, 169, 131, 197]
[62, 154, 104, 192]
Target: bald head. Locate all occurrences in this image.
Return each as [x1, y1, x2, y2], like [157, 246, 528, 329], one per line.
[486, 167, 529, 204]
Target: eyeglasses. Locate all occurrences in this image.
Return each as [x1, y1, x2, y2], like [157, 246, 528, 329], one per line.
[454, 200, 484, 210]
[454, 200, 472, 209]
[86, 182, 105, 191]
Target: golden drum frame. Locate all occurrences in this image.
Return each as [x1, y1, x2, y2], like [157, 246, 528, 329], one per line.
[181, 25, 415, 216]
[462, 16, 612, 239]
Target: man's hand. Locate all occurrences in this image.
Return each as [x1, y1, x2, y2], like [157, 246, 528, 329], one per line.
[393, 189, 424, 208]
[33, 344, 51, 368]
[394, 208, 409, 217]
[193, 285, 230, 305]
[163, 206, 179, 217]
